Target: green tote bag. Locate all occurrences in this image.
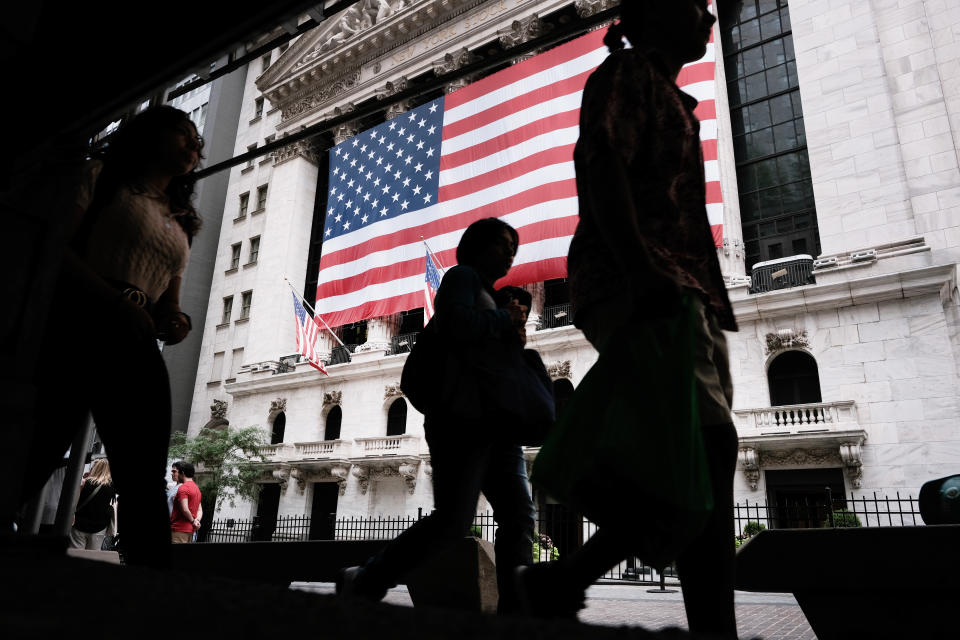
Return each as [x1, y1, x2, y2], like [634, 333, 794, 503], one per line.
[530, 294, 713, 570]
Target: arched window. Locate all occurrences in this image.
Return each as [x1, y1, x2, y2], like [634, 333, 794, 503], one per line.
[768, 351, 822, 406]
[553, 378, 575, 418]
[325, 406, 342, 441]
[270, 412, 286, 445]
[387, 398, 407, 436]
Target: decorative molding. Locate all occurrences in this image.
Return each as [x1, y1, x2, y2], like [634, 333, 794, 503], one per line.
[384, 382, 404, 399]
[288, 467, 307, 494]
[270, 397, 287, 415]
[433, 47, 478, 93]
[738, 447, 760, 491]
[331, 465, 350, 495]
[351, 465, 370, 495]
[498, 14, 547, 55]
[762, 448, 841, 467]
[210, 399, 228, 420]
[764, 329, 810, 355]
[376, 76, 412, 120]
[574, 0, 619, 18]
[398, 462, 420, 494]
[292, 0, 407, 72]
[839, 442, 864, 489]
[273, 137, 321, 166]
[323, 390, 343, 407]
[272, 466, 291, 491]
[546, 360, 572, 379]
[279, 70, 362, 123]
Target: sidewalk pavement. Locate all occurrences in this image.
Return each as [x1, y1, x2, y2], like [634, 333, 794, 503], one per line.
[291, 582, 816, 640]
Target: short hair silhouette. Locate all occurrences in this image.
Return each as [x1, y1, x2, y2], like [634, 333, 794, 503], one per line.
[173, 461, 195, 478]
[456, 217, 519, 267]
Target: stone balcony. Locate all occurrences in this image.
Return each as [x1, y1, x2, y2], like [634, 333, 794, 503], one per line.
[733, 400, 867, 491]
[350, 435, 423, 496]
[295, 439, 352, 460]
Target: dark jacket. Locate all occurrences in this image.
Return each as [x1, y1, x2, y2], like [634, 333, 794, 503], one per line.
[74, 480, 115, 533]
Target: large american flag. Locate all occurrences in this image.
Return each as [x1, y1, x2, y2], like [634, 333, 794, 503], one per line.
[315, 17, 721, 328]
[291, 291, 327, 374]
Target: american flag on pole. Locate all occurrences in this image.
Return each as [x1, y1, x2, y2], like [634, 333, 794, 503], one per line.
[423, 249, 442, 325]
[291, 291, 327, 374]
[315, 6, 721, 327]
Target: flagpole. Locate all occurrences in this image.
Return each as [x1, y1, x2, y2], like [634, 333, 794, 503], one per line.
[284, 278, 346, 347]
[420, 236, 448, 273]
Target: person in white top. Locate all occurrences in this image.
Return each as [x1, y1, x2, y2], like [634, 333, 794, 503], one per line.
[22, 106, 203, 568]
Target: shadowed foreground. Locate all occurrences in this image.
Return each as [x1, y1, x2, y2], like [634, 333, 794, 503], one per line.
[2, 544, 698, 640]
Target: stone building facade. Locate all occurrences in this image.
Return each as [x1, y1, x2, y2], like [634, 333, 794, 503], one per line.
[186, 0, 960, 526]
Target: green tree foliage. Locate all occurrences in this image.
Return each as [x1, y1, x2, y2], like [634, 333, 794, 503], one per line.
[168, 426, 268, 513]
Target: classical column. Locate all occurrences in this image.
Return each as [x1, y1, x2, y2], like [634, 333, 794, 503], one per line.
[575, 0, 619, 21]
[246, 135, 321, 364]
[498, 14, 549, 65]
[524, 282, 545, 333]
[377, 76, 412, 120]
[358, 313, 401, 353]
[433, 48, 478, 94]
[709, 17, 749, 283]
[329, 102, 359, 145]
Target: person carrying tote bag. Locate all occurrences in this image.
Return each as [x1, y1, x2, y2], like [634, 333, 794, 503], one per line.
[514, 3, 740, 634]
[340, 217, 545, 615]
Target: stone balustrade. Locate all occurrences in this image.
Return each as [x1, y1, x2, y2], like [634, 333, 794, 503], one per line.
[295, 440, 351, 459]
[734, 400, 859, 435]
[354, 434, 421, 457]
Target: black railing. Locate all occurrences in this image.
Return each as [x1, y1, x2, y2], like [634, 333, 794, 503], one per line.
[389, 331, 420, 355]
[538, 303, 573, 330]
[750, 255, 815, 294]
[327, 343, 358, 365]
[202, 493, 923, 583]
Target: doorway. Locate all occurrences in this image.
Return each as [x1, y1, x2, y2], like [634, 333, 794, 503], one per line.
[765, 468, 846, 529]
[253, 483, 281, 541]
[309, 482, 339, 540]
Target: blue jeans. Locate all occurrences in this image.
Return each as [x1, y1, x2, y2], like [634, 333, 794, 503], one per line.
[362, 413, 536, 614]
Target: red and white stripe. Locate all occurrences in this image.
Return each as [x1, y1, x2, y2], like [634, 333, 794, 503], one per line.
[315, 14, 721, 328]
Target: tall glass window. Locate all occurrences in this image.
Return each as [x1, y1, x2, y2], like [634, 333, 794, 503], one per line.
[719, 0, 819, 271]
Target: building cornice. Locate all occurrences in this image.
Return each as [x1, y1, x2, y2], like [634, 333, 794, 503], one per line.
[730, 262, 957, 323]
[259, 0, 571, 130]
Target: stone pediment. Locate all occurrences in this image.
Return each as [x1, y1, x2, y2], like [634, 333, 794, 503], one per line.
[257, 0, 455, 109]
[255, 0, 568, 128]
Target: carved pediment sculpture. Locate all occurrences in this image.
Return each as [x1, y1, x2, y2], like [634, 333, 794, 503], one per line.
[270, 398, 287, 415]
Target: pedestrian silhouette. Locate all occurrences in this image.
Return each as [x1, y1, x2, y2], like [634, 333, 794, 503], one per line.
[518, 2, 741, 637]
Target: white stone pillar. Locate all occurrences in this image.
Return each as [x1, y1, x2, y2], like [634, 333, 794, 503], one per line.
[359, 314, 401, 353]
[245, 139, 320, 364]
[710, 13, 748, 283]
[524, 282, 545, 333]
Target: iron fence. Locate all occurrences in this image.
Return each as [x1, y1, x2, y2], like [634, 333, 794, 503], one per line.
[202, 492, 923, 583]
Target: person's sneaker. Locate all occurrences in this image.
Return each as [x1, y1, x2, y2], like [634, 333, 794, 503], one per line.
[514, 564, 585, 620]
[335, 565, 387, 602]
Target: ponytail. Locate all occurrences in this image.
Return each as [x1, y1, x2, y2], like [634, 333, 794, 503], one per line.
[604, 22, 626, 52]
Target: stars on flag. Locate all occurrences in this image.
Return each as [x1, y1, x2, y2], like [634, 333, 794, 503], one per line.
[324, 100, 444, 238]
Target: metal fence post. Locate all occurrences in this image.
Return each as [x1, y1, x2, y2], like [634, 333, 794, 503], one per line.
[826, 487, 835, 527]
